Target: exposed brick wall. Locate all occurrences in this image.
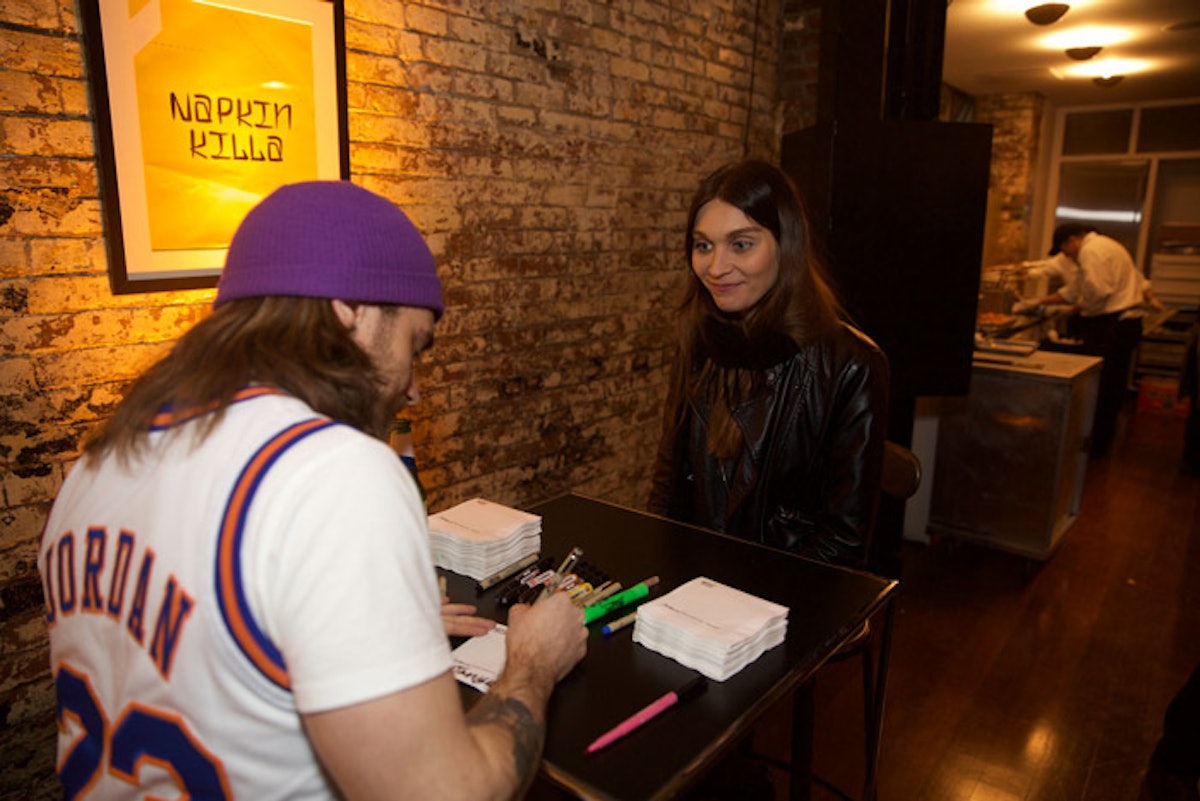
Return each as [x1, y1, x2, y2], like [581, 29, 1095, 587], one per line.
[975, 92, 1045, 265]
[779, 0, 820, 134]
[0, 0, 783, 795]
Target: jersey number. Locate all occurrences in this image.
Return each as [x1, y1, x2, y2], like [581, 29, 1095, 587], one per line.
[56, 664, 229, 799]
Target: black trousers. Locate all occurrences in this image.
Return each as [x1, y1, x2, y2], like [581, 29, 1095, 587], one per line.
[1075, 313, 1142, 457]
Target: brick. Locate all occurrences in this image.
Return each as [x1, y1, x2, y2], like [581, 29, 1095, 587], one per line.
[0, 500, 51, 551]
[0, 155, 97, 192]
[350, 109, 430, 148]
[25, 237, 105, 278]
[610, 56, 650, 82]
[3, 192, 100, 238]
[25, 274, 213, 315]
[0, 0, 62, 29]
[32, 341, 168, 391]
[424, 37, 489, 72]
[0, 29, 83, 77]
[347, 0, 405, 27]
[0, 117, 93, 158]
[2, 305, 206, 355]
[347, 52, 408, 87]
[344, 19, 401, 56]
[2, 467, 62, 508]
[452, 71, 516, 102]
[404, 4, 449, 36]
[0, 353, 37, 397]
[404, 61, 457, 94]
[350, 82, 421, 117]
[704, 59, 740, 87]
[0, 237, 29, 278]
[0, 70, 70, 115]
[447, 15, 503, 47]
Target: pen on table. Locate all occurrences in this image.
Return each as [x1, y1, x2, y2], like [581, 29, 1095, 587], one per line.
[476, 552, 540, 592]
[494, 563, 554, 606]
[601, 610, 638, 636]
[541, 546, 583, 600]
[495, 558, 555, 604]
[583, 577, 659, 625]
[582, 581, 622, 607]
[585, 676, 707, 754]
[438, 575, 447, 598]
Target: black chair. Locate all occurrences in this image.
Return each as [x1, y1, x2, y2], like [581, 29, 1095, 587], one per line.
[816, 441, 921, 801]
[747, 441, 921, 801]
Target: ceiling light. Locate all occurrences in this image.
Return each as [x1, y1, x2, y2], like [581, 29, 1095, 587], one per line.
[1065, 46, 1101, 60]
[1066, 56, 1150, 79]
[1025, 3, 1069, 25]
[1093, 75, 1124, 87]
[1041, 26, 1129, 50]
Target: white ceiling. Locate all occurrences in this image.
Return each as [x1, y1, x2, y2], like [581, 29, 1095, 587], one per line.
[943, 0, 1200, 107]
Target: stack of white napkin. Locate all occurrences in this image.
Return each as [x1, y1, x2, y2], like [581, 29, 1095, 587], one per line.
[632, 576, 788, 682]
[428, 498, 542, 580]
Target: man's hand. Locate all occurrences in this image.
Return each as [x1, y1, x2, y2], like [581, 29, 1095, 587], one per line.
[441, 600, 496, 638]
[505, 592, 587, 685]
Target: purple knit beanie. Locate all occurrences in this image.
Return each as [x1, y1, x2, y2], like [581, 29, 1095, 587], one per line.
[214, 181, 443, 319]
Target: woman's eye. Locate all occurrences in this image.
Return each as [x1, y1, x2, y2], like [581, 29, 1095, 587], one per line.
[731, 239, 753, 252]
[693, 241, 712, 254]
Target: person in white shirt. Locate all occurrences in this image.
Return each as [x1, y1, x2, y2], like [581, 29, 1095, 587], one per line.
[38, 181, 587, 800]
[1020, 251, 1078, 293]
[1025, 223, 1158, 456]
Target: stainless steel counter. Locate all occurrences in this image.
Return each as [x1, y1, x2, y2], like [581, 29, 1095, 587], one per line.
[927, 350, 1102, 561]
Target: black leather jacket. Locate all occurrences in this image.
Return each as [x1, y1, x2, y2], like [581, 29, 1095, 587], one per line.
[648, 323, 889, 568]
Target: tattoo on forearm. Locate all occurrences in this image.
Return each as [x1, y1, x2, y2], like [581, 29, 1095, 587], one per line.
[469, 695, 545, 787]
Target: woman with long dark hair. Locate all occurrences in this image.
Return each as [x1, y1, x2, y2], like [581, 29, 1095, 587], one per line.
[649, 160, 890, 569]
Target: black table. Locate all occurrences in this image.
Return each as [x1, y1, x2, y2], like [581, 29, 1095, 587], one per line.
[443, 493, 898, 800]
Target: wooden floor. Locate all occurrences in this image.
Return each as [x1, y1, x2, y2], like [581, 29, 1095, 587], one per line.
[761, 405, 1200, 800]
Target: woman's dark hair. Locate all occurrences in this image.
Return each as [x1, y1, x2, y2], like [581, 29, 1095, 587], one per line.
[672, 159, 844, 457]
[85, 296, 393, 460]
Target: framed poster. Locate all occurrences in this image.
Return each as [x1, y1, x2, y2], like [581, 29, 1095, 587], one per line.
[80, 0, 349, 293]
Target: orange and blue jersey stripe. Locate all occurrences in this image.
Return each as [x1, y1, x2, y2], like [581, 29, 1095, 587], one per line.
[215, 416, 340, 690]
[151, 387, 283, 431]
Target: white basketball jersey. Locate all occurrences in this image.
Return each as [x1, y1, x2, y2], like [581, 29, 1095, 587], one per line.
[39, 388, 451, 799]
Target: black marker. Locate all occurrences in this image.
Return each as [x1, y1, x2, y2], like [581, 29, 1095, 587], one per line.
[477, 553, 541, 592]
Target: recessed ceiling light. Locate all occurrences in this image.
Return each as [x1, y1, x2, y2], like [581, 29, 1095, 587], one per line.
[1065, 46, 1102, 60]
[1025, 3, 1069, 25]
[1093, 75, 1124, 87]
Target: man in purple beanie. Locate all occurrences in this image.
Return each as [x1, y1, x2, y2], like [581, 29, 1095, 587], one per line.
[38, 181, 586, 800]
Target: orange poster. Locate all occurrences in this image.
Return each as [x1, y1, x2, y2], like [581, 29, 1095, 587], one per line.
[82, 0, 345, 289]
[136, 0, 319, 250]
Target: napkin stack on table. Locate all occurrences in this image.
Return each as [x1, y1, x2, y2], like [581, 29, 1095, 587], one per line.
[428, 498, 542, 580]
[632, 576, 789, 682]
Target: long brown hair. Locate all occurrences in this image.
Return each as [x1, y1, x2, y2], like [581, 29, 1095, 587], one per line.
[85, 296, 391, 460]
[672, 160, 843, 458]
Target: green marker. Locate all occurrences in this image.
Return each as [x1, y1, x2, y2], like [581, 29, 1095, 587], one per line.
[583, 576, 660, 624]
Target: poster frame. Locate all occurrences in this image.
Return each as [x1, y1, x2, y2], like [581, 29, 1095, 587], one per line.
[79, 0, 350, 294]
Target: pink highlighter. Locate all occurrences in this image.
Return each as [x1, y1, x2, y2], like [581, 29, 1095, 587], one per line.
[585, 676, 708, 754]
